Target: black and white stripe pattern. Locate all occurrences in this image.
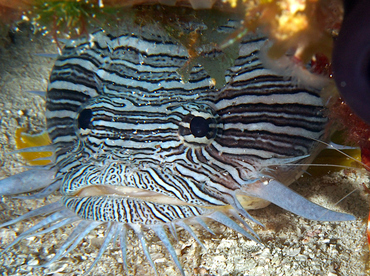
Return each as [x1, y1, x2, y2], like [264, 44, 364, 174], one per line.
[46, 27, 327, 225]
[62, 196, 208, 224]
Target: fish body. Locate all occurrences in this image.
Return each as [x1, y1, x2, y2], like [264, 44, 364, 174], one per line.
[0, 16, 354, 276]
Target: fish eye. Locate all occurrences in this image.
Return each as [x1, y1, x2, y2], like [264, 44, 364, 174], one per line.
[177, 103, 220, 147]
[78, 109, 93, 130]
[190, 116, 209, 137]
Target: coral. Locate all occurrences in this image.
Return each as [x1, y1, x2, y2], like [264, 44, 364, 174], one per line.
[329, 97, 370, 171]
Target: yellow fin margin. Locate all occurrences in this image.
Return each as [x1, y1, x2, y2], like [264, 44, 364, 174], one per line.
[15, 127, 52, 166]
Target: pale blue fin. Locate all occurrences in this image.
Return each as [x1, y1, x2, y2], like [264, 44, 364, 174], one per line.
[1, 209, 76, 255]
[84, 222, 120, 276]
[24, 90, 46, 97]
[328, 141, 359, 150]
[13, 179, 61, 199]
[32, 216, 80, 237]
[131, 224, 158, 276]
[7, 145, 55, 154]
[229, 195, 265, 227]
[119, 225, 128, 272]
[0, 168, 57, 196]
[194, 217, 215, 235]
[242, 179, 355, 221]
[35, 53, 59, 58]
[25, 156, 53, 162]
[0, 201, 64, 228]
[176, 221, 205, 250]
[151, 225, 185, 276]
[168, 222, 178, 241]
[57, 38, 73, 44]
[39, 220, 103, 267]
[208, 211, 261, 244]
[228, 209, 260, 242]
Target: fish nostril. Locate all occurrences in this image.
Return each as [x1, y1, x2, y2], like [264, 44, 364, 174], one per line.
[190, 116, 209, 137]
[78, 109, 93, 130]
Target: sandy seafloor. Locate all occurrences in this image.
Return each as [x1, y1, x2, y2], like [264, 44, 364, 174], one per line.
[0, 24, 369, 276]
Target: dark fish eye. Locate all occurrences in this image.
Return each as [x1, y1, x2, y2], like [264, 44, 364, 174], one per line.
[190, 116, 209, 137]
[78, 109, 93, 129]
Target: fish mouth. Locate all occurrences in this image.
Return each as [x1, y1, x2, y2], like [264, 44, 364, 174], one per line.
[62, 185, 218, 224]
[73, 185, 205, 207]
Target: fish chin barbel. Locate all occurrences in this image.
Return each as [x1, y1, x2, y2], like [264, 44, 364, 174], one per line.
[0, 21, 355, 275]
[240, 178, 354, 221]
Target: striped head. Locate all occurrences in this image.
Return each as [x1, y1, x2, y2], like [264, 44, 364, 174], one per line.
[46, 28, 329, 225]
[0, 19, 355, 276]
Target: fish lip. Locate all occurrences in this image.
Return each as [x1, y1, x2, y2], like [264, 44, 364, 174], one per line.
[71, 185, 202, 207]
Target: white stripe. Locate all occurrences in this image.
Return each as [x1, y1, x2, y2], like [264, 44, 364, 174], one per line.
[54, 57, 101, 71]
[109, 57, 181, 72]
[216, 92, 322, 109]
[223, 122, 322, 138]
[48, 81, 99, 97]
[45, 110, 76, 119]
[96, 68, 213, 91]
[211, 140, 282, 158]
